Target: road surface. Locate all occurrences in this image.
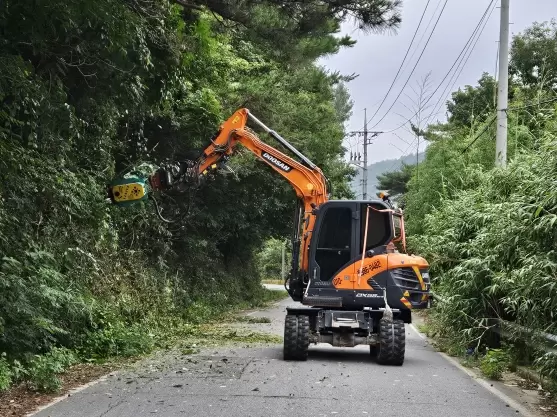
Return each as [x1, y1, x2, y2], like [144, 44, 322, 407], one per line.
[33, 298, 534, 417]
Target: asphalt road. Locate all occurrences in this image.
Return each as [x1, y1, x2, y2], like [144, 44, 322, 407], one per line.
[34, 298, 530, 417]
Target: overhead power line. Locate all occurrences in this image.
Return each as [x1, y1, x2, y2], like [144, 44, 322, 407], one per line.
[404, 0, 445, 70]
[383, 0, 497, 134]
[385, 134, 421, 173]
[365, 0, 432, 128]
[367, 0, 450, 130]
[425, 0, 498, 126]
[391, 95, 557, 168]
[462, 115, 497, 153]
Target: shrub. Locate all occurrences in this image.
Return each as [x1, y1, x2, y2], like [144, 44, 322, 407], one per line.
[0, 353, 12, 392]
[27, 348, 77, 393]
[80, 322, 155, 361]
[480, 348, 510, 380]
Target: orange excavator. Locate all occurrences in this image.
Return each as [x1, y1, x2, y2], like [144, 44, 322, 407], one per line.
[108, 108, 431, 365]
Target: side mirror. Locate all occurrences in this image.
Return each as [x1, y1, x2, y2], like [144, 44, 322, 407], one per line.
[365, 249, 375, 258]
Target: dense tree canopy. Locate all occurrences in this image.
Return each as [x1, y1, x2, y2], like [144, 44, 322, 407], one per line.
[0, 0, 408, 390]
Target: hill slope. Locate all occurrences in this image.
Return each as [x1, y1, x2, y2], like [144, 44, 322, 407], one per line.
[351, 152, 425, 198]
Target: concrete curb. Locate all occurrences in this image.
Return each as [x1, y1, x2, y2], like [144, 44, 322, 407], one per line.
[409, 324, 536, 417]
[26, 371, 118, 417]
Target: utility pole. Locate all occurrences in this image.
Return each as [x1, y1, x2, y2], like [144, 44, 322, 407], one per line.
[348, 108, 383, 200]
[416, 135, 419, 184]
[363, 109, 368, 200]
[495, 0, 509, 167]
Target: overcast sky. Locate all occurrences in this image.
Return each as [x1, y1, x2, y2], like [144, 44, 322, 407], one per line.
[321, 0, 557, 165]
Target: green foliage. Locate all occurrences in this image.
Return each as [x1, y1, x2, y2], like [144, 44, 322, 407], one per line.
[255, 238, 290, 280]
[0, 250, 93, 354]
[480, 349, 510, 380]
[536, 350, 557, 383]
[80, 322, 155, 361]
[376, 163, 414, 201]
[410, 127, 557, 346]
[0, 0, 376, 393]
[392, 21, 557, 391]
[196, 0, 401, 62]
[249, 289, 288, 308]
[511, 20, 557, 88]
[446, 73, 497, 128]
[333, 81, 354, 123]
[27, 348, 77, 393]
[0, 353, 11, 392]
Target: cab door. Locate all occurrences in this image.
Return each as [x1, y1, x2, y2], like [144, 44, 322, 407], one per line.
[308, 202, 359, 290]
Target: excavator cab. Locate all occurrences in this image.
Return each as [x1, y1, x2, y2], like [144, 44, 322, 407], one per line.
[285, 198, 430, 365]
[297, 198, 429, 311]
[308, 200, 392, 286]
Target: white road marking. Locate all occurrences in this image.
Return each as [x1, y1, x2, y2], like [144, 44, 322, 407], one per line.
[409, 323, 425, 339]
[27, 372, 117, 416]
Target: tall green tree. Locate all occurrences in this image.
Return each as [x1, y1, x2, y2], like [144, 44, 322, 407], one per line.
[376, 163, 414, 200]
[446, 73, 497, 129]
[511, 20, 557, 89]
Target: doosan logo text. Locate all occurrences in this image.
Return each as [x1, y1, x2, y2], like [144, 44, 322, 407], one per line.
[355, 293, 382, 298]
[262, 152, 292, 172]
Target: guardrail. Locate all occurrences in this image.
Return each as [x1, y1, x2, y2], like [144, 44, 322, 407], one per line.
[430, 292, 557, 352]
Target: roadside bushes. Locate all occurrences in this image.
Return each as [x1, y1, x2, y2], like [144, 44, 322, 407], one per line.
[26, 348, 78, 393]
[0, 0, 354, 395]
[479, 349, 511, 380]
[0, 354, 11, 392]
[412, 121, 557, 382]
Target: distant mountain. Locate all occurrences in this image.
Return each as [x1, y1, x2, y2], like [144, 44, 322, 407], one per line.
[351, 152, 425, 198]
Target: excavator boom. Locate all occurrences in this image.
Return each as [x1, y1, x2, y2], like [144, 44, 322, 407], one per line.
[185, 108, 327, 206]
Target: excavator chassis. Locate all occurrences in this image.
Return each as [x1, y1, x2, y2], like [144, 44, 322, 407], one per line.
[283, 307, 406, 365]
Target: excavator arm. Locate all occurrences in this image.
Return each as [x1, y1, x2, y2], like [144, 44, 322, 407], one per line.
[177, 108, 327, 204]
[108, 108, 329, 295]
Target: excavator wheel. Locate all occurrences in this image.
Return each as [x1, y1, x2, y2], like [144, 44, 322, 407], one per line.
[283, 314, 309, 361]
[376, 318, 405, 366]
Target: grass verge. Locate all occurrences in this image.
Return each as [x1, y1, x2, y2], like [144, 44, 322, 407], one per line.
[0, 288, 287, 417]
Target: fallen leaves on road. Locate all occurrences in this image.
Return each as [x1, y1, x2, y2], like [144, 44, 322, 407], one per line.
[0, 362, 116, 417]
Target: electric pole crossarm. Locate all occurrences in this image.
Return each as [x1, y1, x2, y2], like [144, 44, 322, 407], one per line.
[347, 109, 384, 200]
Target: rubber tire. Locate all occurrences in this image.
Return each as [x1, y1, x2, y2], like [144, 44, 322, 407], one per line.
[283, 315, 310, 361]
[376, 319, 405, 366]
